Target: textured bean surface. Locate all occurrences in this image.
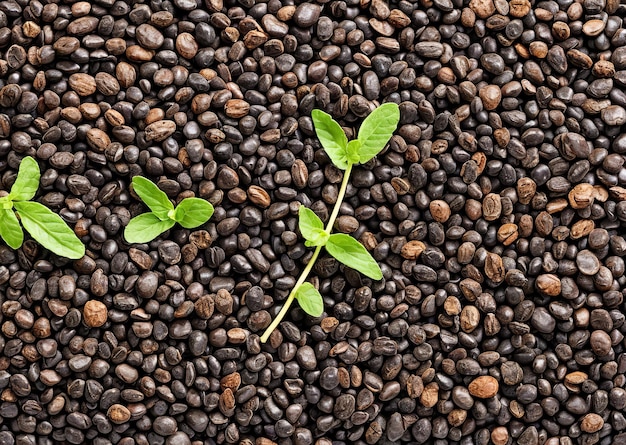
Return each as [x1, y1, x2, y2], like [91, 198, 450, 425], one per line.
[0, 0, 625, 444]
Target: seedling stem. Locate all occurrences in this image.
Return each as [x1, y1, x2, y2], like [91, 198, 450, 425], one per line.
[260, 163, 353, 343]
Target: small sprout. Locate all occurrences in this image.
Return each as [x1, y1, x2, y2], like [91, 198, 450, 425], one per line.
[260, 103, 400, 342]
[124, 176, 214, 244]
[0, 156, 85, 259]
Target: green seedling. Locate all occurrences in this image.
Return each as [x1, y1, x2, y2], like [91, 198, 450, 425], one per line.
[0, 156, 85, 259]
[124, 176, 214, 244]
[260, 103, 400, 342]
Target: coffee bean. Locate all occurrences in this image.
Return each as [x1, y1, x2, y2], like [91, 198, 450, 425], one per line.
[145, 120, 176, 142]
[429, 200, 451, 223]
[158, 241, 181, 264]
[153, 416, 178, 436]
[83, 300, 107, 327]
[576, 249, 601, 275]
[107, 405, 131, 424]
[334, 394, 355, 420]
[501, 361, 524, 385]
[136, 24, 164, 50]
[115, 364, 139, 383]
[468, 376, 499, 398]
[590, 330, 613, 357]
[69, 73, 97, 96]
[581, 413, 604, 433]
[293, 3, 321, 27]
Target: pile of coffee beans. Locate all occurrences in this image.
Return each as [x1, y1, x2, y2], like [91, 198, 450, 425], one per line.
[0, 0, 625, 443]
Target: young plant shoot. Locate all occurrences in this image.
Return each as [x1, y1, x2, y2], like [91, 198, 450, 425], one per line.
[260, 103, 400, 342]
[124, 176, 214, 243]
[0, 156, 85, 259]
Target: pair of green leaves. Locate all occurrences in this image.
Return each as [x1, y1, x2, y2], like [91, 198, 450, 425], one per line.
[293, 206, 384, 318]
[312, 102, 400, 170]
[0, 157, 85, 259]
[124, 176, 214, 244]
[300, 206, 382, 279]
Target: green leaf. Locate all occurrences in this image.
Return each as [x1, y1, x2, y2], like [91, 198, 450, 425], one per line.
[14, 201, 84, 259]
[131, 176, 174, 220]
[325, 233, 383, 280]
[346, 140, 361, 164]
[298, 206, 329, 247]
[174, 197, 214, 229]
[294, 282, 324, 317]
[124, 212, 176, 244]
[312, 109, 349, 170]
[0, 209, 23, 249]
[9, 156, 40, 201]
[357, 103, 400, 164]
[0, 196, 12, 210]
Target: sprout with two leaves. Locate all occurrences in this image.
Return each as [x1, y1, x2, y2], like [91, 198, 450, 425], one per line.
[124, 176, 214, 243]
[0, 156, 85, 259]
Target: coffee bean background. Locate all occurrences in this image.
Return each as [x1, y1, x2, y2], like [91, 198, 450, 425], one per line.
[0, 0, 625, 443]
